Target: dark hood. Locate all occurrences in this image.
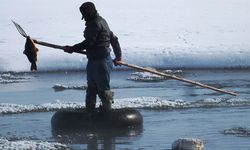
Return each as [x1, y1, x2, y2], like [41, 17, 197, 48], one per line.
[80, 2, 97, 21]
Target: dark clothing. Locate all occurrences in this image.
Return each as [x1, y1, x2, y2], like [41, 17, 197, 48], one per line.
[87, 55, 113, 92]
[72, 12, 120, 112]
[85, 55, 113, 111]
[72, 14, 121, 60]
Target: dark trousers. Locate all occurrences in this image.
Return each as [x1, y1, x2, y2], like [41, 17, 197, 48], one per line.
[85, 55, 113, 111]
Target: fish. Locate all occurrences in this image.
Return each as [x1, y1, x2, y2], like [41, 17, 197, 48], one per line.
[23, 36, 38, 71]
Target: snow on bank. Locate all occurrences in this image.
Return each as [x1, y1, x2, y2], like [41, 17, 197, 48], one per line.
[1, 97, 250, 115]
[0, 0, 250, 71]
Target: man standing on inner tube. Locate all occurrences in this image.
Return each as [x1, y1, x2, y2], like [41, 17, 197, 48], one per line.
[64, 2, 122, 113]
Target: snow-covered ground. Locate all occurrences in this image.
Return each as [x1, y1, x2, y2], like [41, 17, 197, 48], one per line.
[0, 0, 250, 71]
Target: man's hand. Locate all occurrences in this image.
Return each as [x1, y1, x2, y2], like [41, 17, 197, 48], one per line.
[113, 57, 121, 66]
[63, 46, 74, 54]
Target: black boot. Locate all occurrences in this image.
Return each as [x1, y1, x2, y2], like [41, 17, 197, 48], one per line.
[99, 90, 114, 113]
[85, 87, 97, 114]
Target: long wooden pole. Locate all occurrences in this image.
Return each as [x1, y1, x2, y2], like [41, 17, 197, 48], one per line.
[32, 39, 86, 55]
[118, 61, 237, 96]
[33, 40, 64, 50]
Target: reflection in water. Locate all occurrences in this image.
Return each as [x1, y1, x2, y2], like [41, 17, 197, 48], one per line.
[52, 125, 143, 150]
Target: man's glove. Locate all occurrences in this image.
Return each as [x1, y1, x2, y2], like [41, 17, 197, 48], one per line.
[113, 57, 121, 66]
[63, 46, 74, 54]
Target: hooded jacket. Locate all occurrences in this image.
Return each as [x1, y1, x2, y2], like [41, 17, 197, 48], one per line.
[72, 13, 121, 60]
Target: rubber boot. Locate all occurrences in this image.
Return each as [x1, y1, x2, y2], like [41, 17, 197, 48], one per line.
[99, 90, 114, 113]
[85, 87, 97, 113]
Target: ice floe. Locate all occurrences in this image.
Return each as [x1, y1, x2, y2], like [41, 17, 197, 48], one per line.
[223, 127, 250, 137]
[0, 73, 30, 84]
[1, 97, 250, 115]
[0, 138, 66, 150]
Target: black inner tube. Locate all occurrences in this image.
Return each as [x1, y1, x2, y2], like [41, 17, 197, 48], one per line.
[51, 108, 143, 130]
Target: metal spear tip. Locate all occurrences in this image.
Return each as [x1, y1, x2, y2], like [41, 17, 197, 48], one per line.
[12, 20, 28, 37]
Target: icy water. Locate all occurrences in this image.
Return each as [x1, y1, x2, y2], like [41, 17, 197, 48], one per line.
[1, 69, 250, 150]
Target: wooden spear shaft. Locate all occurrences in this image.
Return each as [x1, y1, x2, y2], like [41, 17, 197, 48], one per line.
[118, 61, 237, 96]
[32, 39, 86, 55]
[33, 40, 64, 50]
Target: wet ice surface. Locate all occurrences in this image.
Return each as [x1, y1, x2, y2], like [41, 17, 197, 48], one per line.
[0, 70, 250, 149]
[52, 84, 87, 92]
[0, 73, 30, 84]
[0, 138, 66, 150]
[52, 70, 183, 91]
[223, 127, 250, 137]
[2, 97, 250, 115]
[127, 71, 165, 82]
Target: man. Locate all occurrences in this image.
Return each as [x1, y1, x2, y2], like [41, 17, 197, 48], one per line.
[64, 2, 122, 113]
